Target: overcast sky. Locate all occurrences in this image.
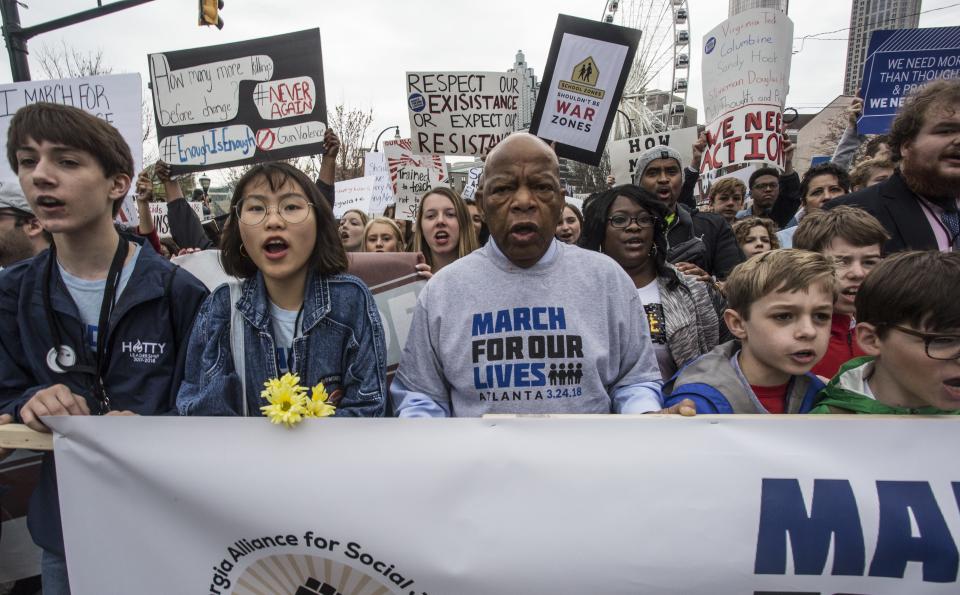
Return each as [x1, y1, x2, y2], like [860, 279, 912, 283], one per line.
[3, 0, 959, 166]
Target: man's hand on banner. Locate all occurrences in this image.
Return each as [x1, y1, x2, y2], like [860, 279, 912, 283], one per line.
[655, 398, 696, 416]
[20, 384, 91, 433]
[105, 410, 138, 417]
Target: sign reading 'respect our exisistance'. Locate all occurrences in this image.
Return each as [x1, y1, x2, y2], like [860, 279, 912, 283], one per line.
[700, 8, 793, 175]
[406, 71, 520, 157]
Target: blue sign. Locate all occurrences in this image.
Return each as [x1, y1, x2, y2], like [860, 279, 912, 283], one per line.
[859, 27, 960, 135]
[810, 155, 831, 167]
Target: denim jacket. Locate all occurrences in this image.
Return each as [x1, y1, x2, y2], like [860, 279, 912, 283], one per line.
[177, 269, 387, 417]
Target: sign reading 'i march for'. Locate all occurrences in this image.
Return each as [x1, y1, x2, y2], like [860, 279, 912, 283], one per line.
[858, 26, 960, 135]
[148, 29, 327, 175]
[530, 14, 641, 166]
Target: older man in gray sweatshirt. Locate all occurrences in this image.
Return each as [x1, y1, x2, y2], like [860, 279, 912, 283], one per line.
[392, 133, 688, 417]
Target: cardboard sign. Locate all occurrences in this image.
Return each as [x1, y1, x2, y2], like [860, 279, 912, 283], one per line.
[859, 27, 960, 134]
[149, 29, 327, 174]
[406, 71, 519, 157]
[700, 9, 793, 174]
[608, 127, 699, 184]
[0, 73, 144, 224]
[149, 201, 206, 238]
[383, 138, 447, 194]
[394, 166, 443, 222]
[362, 151, 396, 215]
[52, 415, 960, 594]
[530, 15, 641, 166]
[332, 176, 376, 218]
[461, 166, 483, 200]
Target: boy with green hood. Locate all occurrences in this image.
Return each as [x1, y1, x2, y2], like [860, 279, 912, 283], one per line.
[811, 251, 960, 414]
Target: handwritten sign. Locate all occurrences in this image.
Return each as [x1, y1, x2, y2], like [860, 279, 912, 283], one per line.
[149, 201, 206, 238]
[0, 73, 144, 221]
[530, 15, 641, 166]
[608, 127, 699, 184]
[149, 29, 327, 175]
[406, 71, 519, 157]
[395, 167, 444, 222]
[333, 176, 376, 218]
[383, 138, 447, 195]
[700, 9, 793, 174]
[859, 27, 960, 134]
[462, 166, 483, 200]
[363, 150, 396, 215]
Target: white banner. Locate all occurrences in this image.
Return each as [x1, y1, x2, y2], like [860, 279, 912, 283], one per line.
[149, 201, 206, 238]
[50, 416, 960, 594]
[608, 126, 699, 185]
[0, 73, 144, 225]
[406, 72, 519, 157]
[700, 8, 793, 174]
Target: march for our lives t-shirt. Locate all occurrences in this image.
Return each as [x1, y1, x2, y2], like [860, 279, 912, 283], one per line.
[58, 243, 141, 351]
[636, 279, 675, 380]
[269, 301, 300, 375]
[395, 239, 662, 416]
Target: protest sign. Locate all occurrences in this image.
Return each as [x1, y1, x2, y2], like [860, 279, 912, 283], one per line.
[332, 176, 376, 218]
[52, 415, 960, 594]
[608, 126, 699, 184]
[406, 71, 519, 157]
[530, 15, 641, 166]
[565, 195, 583, 212]
[461, 166, 483, 200]
[148, 29, 326, 175]
[858, 26, 960, 135]
[700, 9, 793, 175]
[149, 201, 206, 238]
[0, 73, 143, 222]
[363, 150, 396, 215]
[394, 166, 443, 222]
[383, 138, 447, 192]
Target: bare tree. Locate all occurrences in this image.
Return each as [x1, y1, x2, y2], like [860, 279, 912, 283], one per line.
[36, 42, 113, 79]
[328, 104, 374, 181]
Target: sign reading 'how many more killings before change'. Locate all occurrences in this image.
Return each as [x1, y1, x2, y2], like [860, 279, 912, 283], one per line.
[608, 126, 700, 185]
[50, 415, 960, 594]
[858, 26, 960, 135]
[149, 29, 327, 175]
[700, 8, 793, 175]
[406, 71, 520, 157]
[530, 14, 641, 166]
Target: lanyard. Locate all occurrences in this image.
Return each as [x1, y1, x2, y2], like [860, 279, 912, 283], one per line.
[273, 305, 304, 375]
[42, 236, 128, 413]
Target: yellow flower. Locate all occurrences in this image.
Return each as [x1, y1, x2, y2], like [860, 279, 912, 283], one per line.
[304, 382, 336, 418]
[260, 373, 308, 427]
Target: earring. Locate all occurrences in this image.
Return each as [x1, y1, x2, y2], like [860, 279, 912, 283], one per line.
[240, 245, 248, 258]
[650, 245, 658, 256]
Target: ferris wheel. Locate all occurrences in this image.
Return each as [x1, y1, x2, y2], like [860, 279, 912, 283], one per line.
[601, 0, 691, 138]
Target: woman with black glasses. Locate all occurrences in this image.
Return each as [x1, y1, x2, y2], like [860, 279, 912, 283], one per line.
[581, 185, 729, 380]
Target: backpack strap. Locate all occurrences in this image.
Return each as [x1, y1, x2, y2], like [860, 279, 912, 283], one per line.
[228, 281, 248, 417]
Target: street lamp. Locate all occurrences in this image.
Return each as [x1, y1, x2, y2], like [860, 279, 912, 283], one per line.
[372, 125, 401, 152]
[616, 109, 634, 137]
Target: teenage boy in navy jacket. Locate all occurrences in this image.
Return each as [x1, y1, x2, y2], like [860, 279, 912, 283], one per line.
[0, 102, 207, 593]
[664, 249, 835, 414]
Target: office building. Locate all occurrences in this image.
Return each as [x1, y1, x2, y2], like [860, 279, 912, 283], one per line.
[844, 0, 921, 96]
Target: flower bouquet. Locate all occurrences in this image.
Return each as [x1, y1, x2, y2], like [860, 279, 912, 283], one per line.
[259, 373, 335, 427]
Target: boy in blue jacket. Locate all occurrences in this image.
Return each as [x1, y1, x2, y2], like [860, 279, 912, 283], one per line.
[664, 249, 836, 413]
[0, 103, 207, 593]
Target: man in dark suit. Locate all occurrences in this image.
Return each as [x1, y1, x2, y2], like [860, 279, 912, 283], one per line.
[829, 79, 960, 253]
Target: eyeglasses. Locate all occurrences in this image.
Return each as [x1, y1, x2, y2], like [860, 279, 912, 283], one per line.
[608, 214, 657, 229]
[235, 196, 313, 226]
[752, 182, 779, 191]
[884, 325, 960, 360]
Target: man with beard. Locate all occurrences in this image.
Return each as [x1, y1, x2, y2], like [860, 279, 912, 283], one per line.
[632, 145, 743, 281]
[0, 183, 49, 268]
[391, 133, 694, 417]
[830, 79, 960, 253]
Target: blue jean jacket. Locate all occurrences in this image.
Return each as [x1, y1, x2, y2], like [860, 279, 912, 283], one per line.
[177, 270, 387, 417]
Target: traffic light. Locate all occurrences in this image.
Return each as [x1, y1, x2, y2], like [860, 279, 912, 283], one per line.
[199, 0, 224, 29]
